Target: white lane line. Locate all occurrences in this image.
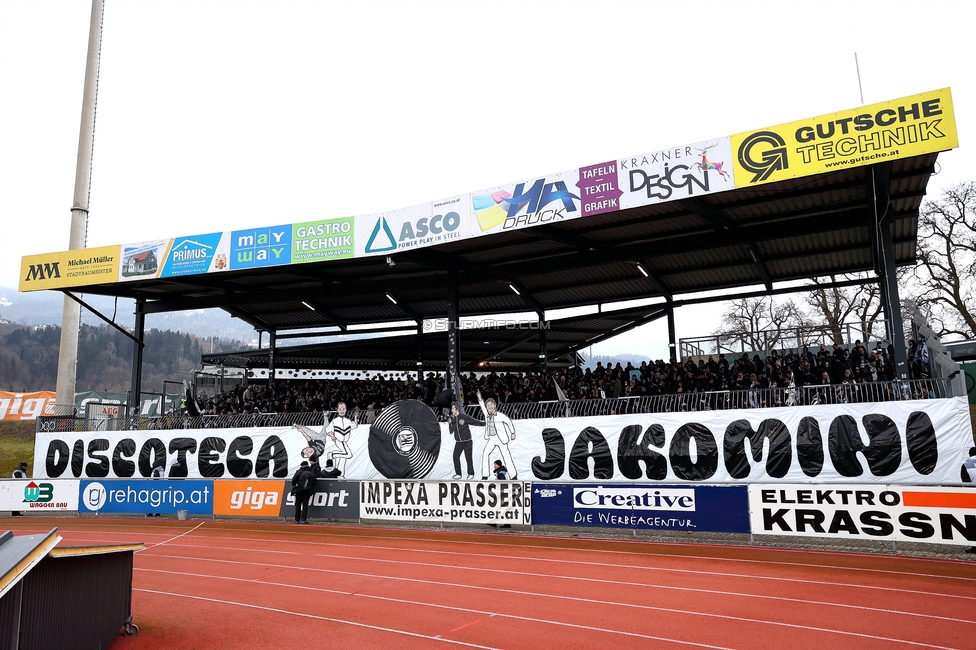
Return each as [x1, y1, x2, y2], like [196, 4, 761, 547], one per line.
[135, 588, 497, 649]
[168, 526, 976, 583]
[149, 541, 976, 625]
[138, 521, 206, 552]
[138, 553, 960, 649]
[136, 567, 736, 650]
[156, 539, 976, 603]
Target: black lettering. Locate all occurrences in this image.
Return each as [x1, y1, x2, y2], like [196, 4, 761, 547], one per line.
[828, 414, 901, 477]
[905, 412, 938, 475]
[763, 508, 791, 531]
[670, 423, 718, 481]
[939, 513, 976, 541]
[85, 439, 110, 478]
[138, 438, 166, 477]
[167, 438, 197, 478]
[569, 427, 614, 480]
[617, 423, 667, 481]
[227, 436, 254, 478]
[859, 510, 894, 536]
[827, 510, 860, 535]
[198, 437, 226, 478]
[795, 509, 826, 533]
[761, 489, 776, 503]
[796, 416, 824, 477]
[71, 439, 84, 478]
[531, 427, 565, 480]
[46, 440, 70, 478]
[854, 490, 876, 506]
[111, 439, 136, 477]
[723, 418, 792, 479]
[898, 512, 934, 539]
[255, 435, 288, 478]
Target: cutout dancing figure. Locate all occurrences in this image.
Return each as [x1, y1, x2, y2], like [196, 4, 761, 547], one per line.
[448, 402, 477, 479]
[324, 402, 358, 477]
[476, 390, 517, 480]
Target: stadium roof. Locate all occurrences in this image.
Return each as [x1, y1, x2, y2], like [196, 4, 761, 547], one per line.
[201, 304, 671, 372]
[69, 152, 935, 334]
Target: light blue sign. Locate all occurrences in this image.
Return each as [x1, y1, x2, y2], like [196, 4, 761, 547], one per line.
[79, 479, 214, 514]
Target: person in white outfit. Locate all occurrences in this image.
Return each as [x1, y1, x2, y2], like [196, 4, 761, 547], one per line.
[325, 402, 358, 477]
[477, 391, 517, 480]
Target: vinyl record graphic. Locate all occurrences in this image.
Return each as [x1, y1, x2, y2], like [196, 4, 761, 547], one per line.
[368, 400, 441, 479]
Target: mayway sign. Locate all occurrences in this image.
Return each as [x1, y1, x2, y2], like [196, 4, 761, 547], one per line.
[749, 484, 976, 547]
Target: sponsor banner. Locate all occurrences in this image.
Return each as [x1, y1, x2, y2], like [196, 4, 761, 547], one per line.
[230, 224, 292, 270]
[1, 391, 57, 420]
[749, 484, 976, 547]
[19, 245, 120, 292]
[0, 480, 80, 511]
[292, 217, 355, 263]
[731, 88, 958, 188]
[79, 479, 214, 514]
[617, 138, 736, 210]
[159, 232, 229, 277]
[33, 397, 973, 485]
[577, 161, 624, 218]
[119, 239, 171, 281]
[360, 480, 531, 525]
[532, 484, 749, 533]
[281, 480, 359, 520]
[470, 171, 582, 237]
[356, 196, 472, 257]
[213, 479, 286, 517]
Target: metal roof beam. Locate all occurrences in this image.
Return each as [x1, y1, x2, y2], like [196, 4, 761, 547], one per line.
[745, 243, 773, 291]
[680, 197, 736, 231]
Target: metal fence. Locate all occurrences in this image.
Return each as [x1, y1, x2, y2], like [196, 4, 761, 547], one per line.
[35, 378, 951, 432]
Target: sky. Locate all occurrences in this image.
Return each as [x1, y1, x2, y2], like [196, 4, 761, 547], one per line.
[1, 0, 972, 361]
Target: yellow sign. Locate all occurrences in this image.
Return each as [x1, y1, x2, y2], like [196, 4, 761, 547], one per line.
[730, 88, 958, 187]
[19, 245, 120, 292]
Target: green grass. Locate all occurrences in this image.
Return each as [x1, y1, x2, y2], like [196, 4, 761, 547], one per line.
[0, 421, 36, 479]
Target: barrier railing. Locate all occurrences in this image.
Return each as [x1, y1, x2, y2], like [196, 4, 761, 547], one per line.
[36, 378, 950, 432]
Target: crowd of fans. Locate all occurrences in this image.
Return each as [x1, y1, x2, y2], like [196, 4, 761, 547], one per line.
[193, 339, 934, 418]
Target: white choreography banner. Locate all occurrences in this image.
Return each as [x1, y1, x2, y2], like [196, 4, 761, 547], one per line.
[33, 397, 973, 485]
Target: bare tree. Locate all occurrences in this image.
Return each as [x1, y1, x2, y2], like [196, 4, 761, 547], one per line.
[908, 182, 976, 339]
[714, 297, 806, 352]
[805, 274, 886, 345]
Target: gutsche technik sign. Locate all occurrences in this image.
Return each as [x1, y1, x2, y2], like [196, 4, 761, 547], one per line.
[33, 397, 974, 486]
[21, 89, 957, 292]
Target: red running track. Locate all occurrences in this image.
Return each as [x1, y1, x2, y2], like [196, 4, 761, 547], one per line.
[6, 518, 976, 649]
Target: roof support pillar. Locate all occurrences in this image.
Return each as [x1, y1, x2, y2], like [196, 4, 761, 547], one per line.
[417, 323, 424, 383]
[667, 303, 677, 362]
[268, 331, 277, 386]
[539, 319, 548, 374]
[128, 299, 146, 422]
[447, 268, 460, 393]
[872, 165, 908, 378]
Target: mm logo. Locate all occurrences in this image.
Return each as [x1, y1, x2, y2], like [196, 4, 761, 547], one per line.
[23, 481, 54, 503]
[24, 263, 60, 282]
[737, 131, 789, 183]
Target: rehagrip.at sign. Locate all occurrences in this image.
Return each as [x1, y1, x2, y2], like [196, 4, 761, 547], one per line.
[80, 479, 214, 515]
[748, 484, 976, 546]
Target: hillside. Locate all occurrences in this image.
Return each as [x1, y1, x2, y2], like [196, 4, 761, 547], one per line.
[0, 322, 247, 393]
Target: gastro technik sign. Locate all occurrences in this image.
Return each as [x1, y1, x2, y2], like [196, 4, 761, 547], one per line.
[21, 88, 957, 291]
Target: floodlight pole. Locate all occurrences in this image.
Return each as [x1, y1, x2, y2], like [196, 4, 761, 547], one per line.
[447, 269, 460, 394]
[56, 0, 104, 408]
